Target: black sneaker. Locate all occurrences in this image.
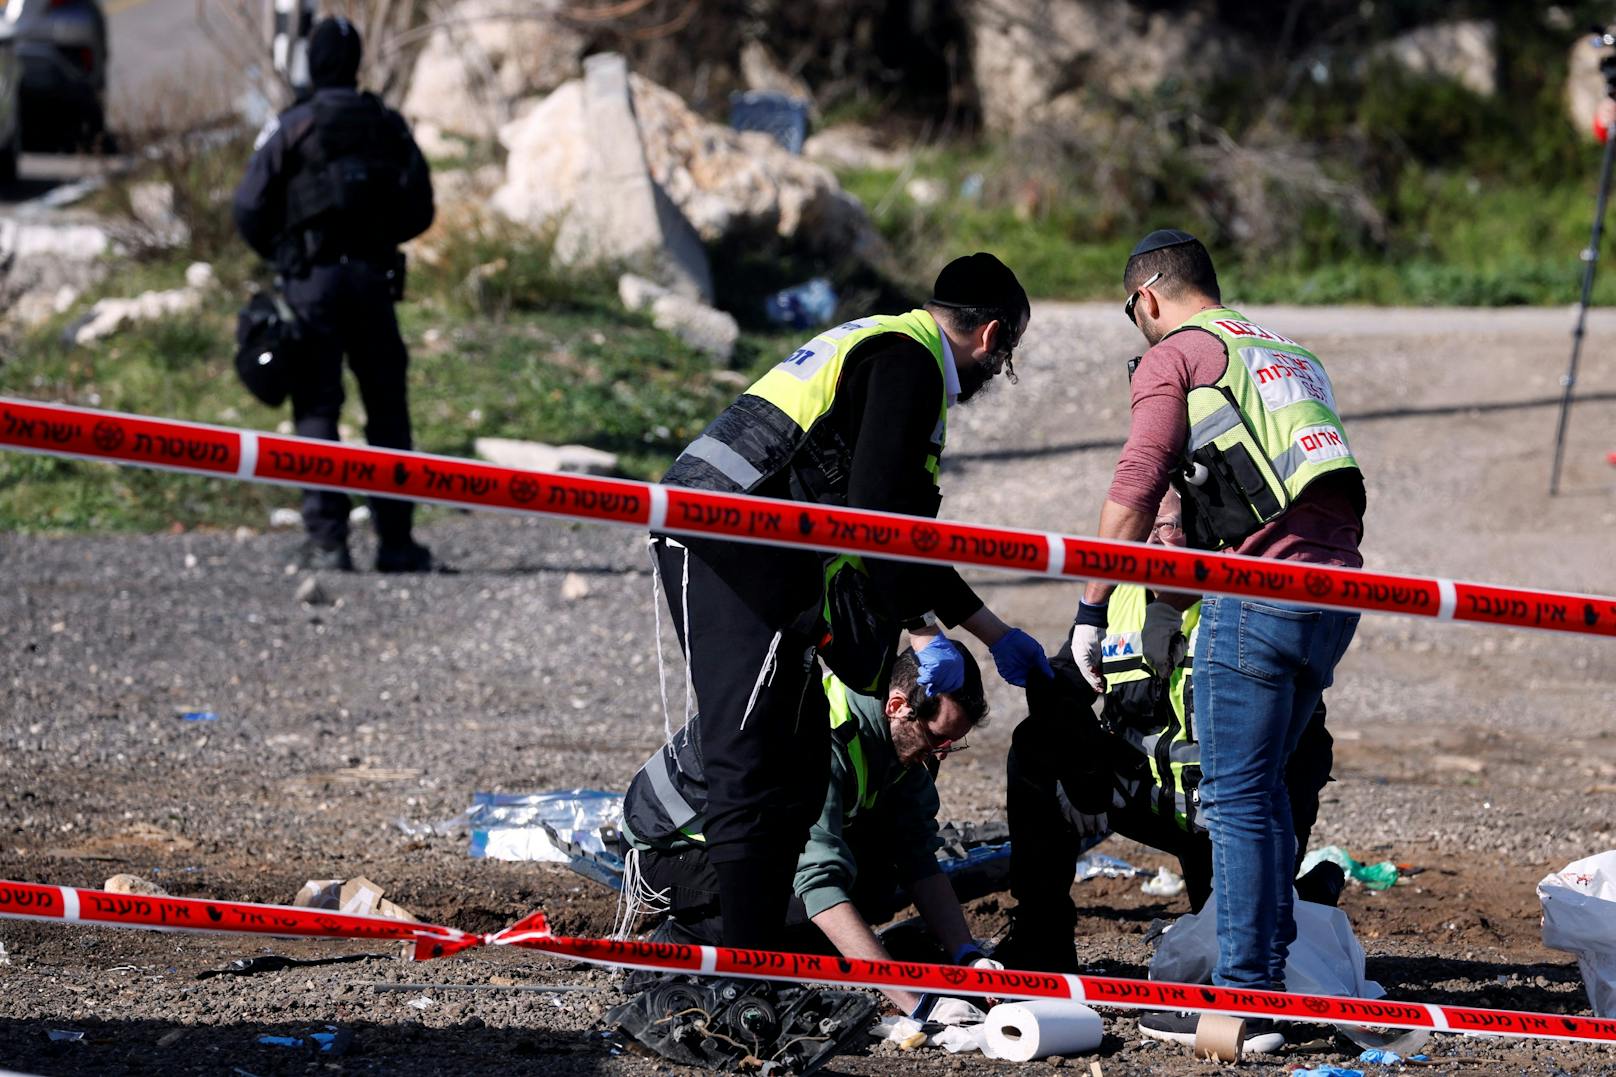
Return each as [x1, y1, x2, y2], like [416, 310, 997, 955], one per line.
[289, 539, 354, 572]
[989, 918, 1080, 975]
[1137, 1010, 1286, 1054]
[375, 541, 438, 573]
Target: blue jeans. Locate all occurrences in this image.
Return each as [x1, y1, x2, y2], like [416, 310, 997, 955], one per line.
[1195, 595, 1359, 989]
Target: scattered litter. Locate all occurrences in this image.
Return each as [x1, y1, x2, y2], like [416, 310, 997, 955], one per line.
[560, 572, 592, 601]
[763, 277, 838, 330]
[1540, 850, 1616, 1016]
[406, 995, 435, 1010]
[1089, 1062, 1103, 1077]
[1359, 1048, 1403, 1065]
[47, 1029, 84, 1043]
[960, 172, 985, 201]
[256, 1027, 351, 1055]
[1292, 1068, 1364, 1077]
[465, 790, 625, 889]
[728, 90, 809, 154]
[1300, 845, 1400, 890]
[156, 1029, 187, 1047]
[1141, 866, 1185, 898]
[293, 877, 417, 923]
[199, 952, 388, 978]
[1075, 853, 1147, 881]
[360, 980, 602, 993]
[104, 873, 170, 897]
[268, 507, 302, 529]
[178, 711, 217, 723]
[294, 576, 330, 606]
[1151, 894, 1384, 1000]
[0, 939, 10, 965]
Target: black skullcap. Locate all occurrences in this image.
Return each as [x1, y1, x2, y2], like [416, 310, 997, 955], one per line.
[1130, 229, 1199, 258]
[929, 252, 1028, 313]
[308, 17, 362, 89]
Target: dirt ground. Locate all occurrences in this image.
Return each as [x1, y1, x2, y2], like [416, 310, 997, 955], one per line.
[3, 302, 1616, 1075]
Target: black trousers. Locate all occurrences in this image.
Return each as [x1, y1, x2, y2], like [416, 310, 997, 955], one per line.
[1007, 641, 1332, 925]
[639, 826, 904, 953]
[651, 534, 829, 949]
[284, 260, 414, 549]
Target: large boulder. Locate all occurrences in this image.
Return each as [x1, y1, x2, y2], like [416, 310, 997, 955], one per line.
[494, 54, 713, 301]
[493, 60, 883, 286]
[401, 0, 586, 141]
[1368, 20, 1496, 97]
[966, 0, 1236, 133]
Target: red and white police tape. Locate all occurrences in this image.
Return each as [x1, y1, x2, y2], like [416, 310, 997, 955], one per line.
[1, 880, 1611, 1048]
[2, 395, 1614, 638]
[0, 878, 481, 960]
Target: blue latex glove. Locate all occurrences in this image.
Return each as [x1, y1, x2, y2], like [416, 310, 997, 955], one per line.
[915, 635, 965, 696]
[989, 627, 1054, 687]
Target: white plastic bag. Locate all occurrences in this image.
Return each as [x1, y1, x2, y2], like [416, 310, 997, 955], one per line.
[1539, 851, 1616, 1017]
[1149, 893, 1385, 999]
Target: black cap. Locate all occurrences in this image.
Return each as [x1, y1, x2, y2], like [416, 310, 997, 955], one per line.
[308, 17, 362, 89]
[1130, 229, 1198, 258]
[929, 252, 1028, 313]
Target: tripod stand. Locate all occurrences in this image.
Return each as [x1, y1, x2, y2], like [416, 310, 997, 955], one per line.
[1549, 42, 1616, 496]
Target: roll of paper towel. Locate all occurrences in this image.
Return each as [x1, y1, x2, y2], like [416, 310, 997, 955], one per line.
[983, 1000, 1104, 1061]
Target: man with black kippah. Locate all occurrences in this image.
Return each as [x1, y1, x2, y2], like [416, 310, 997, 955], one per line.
[1069, 230, 1365, 1054]
[233, 17, 437, 573]
[650, 252, 1052, 953]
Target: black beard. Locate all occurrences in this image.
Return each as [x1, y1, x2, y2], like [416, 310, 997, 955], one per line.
[956, 361, 996, 404]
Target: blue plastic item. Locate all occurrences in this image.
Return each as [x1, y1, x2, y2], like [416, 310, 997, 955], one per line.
[1292, 1068, 1365, 1077]
[1359, 1047, 1403, 1065]
[728, 91, 809, 154]
[179, 711, 217, 722]
[763, 277, 838, 330]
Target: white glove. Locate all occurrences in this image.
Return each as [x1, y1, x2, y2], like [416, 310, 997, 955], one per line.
[928, 997, 987, 1027]
[1070, 622, 1106, 694]
[970, 956, 1004, 971]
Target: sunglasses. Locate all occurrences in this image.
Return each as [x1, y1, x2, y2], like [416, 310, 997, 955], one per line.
[1124, 271, 1163, 326]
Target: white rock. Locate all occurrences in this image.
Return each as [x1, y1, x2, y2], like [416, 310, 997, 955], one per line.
[1370, 20, 1496, 97]
[803, 125, 907, 171]
[650, 293, 738, 363]
[349, 505, 372, 525]
[494, 54, 713, 301]
[474, 437, 618, 475]
[560, 571, 592, 601]
[906, 177, 945, 207]
[184, 262, 214, 290]
[104, 873, 170, 897]
[618, 272, 669, 312]
[401, 0, 586, 140]
[269, 508, 303, 529]
[52, 285, 79, 313]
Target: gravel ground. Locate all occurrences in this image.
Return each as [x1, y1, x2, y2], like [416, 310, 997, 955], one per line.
[3, 302, 1616, 1075]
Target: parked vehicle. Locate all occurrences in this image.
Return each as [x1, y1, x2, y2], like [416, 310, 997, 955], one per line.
[0, 20, 19, 184]
[4, 0, 105, 151]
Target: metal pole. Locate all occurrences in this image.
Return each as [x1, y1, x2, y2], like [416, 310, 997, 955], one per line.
[1550, 88, 1616, 496]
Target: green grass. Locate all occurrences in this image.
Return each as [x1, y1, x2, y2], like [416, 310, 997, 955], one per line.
[0, 239, 782, 533]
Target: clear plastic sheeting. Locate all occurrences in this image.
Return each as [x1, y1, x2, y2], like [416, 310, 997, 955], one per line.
[1540, 850, 1616, 1017]
[465, 790, 626, 889]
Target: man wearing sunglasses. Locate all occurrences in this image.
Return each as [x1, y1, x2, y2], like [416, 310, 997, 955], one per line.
[621, 646, 996, 1018]
[1069, 231, 1365, 1055]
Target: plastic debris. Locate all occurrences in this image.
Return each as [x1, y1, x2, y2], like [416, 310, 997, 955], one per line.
[960, 173, 985, 201]
[406, 996, 435, 1010]
[1541, 850, 1616, 1016]
[1075, 853, 1146, 881]
[256, 1027, 351, 1055]
[0, 939, 10, 965]
[464, 790, 626, 888]
[1300, 845, 1399, 890]
[47, 1029, 84, 1043]
[1292, 1069, 1364, 1077]
[268, 507, 302, 529]
[1140, 866, 1185, 897]
[728, 90, 809, 154]
[178, 710, 218, 722]
[763, 277, 838, 330]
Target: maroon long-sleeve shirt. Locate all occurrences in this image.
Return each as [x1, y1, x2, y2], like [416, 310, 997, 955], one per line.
[1109, 326, 1365, 567]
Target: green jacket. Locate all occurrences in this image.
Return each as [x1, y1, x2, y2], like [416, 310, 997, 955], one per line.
[621, 681, 944, 919]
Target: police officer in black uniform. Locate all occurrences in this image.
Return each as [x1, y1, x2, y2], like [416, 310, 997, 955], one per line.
[232, 17, 436, 572]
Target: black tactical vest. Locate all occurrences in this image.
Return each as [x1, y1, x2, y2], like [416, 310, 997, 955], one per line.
[282, 92, 411, 265]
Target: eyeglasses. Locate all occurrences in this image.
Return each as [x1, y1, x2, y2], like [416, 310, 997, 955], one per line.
[918, 720, 969, 759]
[1124, 271, 1163, 326]
[1151, 516, 1184, 537]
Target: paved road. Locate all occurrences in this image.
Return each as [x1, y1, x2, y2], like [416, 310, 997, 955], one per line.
[104, 0, 242, 121]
